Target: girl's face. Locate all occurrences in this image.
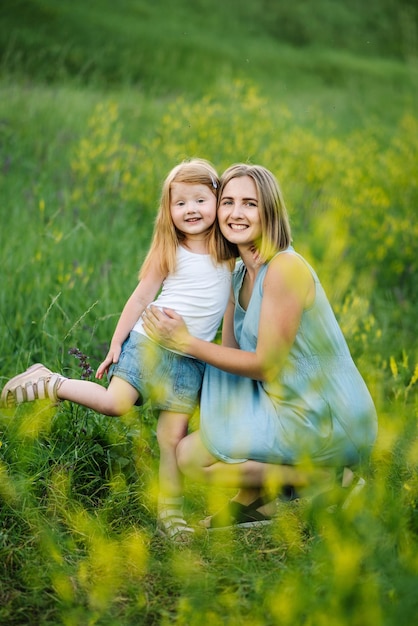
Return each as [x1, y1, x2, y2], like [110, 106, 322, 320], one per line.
[170, 182, 217, 238]
[218, 175, 262, 246]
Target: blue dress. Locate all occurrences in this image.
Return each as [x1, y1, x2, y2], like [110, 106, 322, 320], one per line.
[199, 249, 378, 467]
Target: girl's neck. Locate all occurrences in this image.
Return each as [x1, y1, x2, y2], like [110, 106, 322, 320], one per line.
[181, 236, 209, 255]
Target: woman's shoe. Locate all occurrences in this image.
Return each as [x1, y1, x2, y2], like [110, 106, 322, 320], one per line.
[341, 476, 366, 510]
[0, 363, 67, 408]
[200, 496, 275, 530]
[309, 475, 366, 512]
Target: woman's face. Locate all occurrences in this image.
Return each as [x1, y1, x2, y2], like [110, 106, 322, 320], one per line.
[217, 175, 262, 246]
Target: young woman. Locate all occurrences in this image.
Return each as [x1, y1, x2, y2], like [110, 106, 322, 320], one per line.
[142, 163, 378, 529]
[1, 158, 234, 540]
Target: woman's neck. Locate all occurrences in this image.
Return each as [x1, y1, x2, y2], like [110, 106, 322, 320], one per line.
[239, 245, 263, 280]
[238, 247, 261, 310]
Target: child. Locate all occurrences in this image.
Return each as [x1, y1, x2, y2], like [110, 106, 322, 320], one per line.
[1, 158, 234, 542]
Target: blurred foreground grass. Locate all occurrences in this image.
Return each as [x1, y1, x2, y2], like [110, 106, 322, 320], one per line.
[0, 393, 417, 625]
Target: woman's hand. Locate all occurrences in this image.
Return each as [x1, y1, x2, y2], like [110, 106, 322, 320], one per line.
[142, 306, 191, 354]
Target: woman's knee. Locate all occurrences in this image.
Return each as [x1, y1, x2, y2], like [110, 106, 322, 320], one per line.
[176, 436, 194, 474]
[176, 432, 214, 479]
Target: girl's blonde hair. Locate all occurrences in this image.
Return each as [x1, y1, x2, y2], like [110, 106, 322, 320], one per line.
[218, 163, 292, 261]
[140, 159, 234, 279]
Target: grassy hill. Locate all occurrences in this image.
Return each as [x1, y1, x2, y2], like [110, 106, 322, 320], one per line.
[2, 0, 416, 92]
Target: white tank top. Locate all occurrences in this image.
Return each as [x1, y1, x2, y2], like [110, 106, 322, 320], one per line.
[134, 245, 231, 343]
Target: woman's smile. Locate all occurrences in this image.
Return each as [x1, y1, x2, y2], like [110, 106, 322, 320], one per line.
[218, 175, 262, 244]
[228, 223, 248, 230]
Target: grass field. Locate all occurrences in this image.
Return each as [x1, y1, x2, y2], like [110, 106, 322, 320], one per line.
[0, 1, 417, 624]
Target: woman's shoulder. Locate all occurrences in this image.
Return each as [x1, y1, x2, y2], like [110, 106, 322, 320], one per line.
[269, 247, 316, 273]
[268, 247, 310, 271]
[265, 248, 316, 305]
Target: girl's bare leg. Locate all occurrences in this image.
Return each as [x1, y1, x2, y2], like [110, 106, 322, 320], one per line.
[157, 411, 189, 497]
[156, 411, 195, 541]
[58, 376, 139, 417]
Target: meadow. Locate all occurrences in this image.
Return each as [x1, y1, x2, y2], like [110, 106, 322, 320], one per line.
[0, 1, 417, 624]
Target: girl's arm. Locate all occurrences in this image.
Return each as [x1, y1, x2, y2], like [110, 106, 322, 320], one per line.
[96, 260, 165, 378]
[143, 253, 314, 382]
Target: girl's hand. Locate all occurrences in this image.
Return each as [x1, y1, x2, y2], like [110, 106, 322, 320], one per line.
[96, 345, 122, 379]
[142, 306, 191, 353]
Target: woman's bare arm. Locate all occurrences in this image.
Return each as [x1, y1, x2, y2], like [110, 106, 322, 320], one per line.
[143, 253, 314, 382]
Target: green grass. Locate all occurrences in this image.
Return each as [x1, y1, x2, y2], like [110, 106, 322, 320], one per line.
[0, 1, 417, 624]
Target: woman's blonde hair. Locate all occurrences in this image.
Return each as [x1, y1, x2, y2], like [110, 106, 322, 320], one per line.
[218, 163, 292, 261]
[139, 159, 234, 279]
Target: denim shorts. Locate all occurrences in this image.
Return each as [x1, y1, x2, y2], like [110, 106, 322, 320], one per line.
[108, 331, 205, 413]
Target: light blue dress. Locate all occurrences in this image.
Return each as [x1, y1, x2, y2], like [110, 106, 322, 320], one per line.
[199, 248, 378, 467]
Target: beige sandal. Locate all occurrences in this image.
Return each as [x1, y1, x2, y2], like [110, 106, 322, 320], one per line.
[0, 363, 67, 408]
[157, 496, 195, 543]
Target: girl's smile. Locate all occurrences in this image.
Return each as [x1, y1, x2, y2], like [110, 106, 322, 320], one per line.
[170, 182, 217, 238]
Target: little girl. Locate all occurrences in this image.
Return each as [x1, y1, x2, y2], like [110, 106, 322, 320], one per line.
[1, 158, 234, 542]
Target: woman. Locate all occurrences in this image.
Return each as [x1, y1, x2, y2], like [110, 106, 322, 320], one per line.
[143, 163, 378, 528]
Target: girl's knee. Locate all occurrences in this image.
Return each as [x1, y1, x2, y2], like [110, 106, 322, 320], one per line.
[157, 414, 188, 450]
[101, 392, 134, 416]
[157, 429, 184, 452]
[105, 378, 138, 416]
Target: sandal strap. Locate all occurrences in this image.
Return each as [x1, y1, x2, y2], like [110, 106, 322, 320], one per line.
[157, 496, 194, 541]
[1, 368, 66, 407]
[157, 510, 195, 540]
[159, 508, 188, 521]
[18, 374, 64, 404]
